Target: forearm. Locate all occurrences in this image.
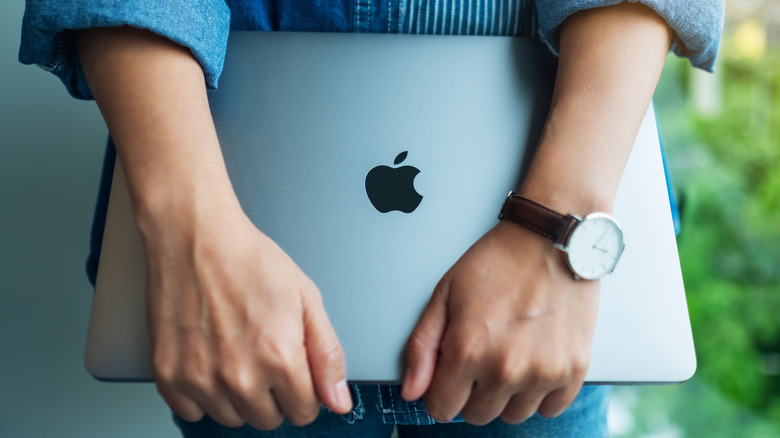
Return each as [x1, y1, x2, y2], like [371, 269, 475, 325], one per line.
[76, 26, 351, 426]
[402, 3, 675, 422]
[521, 2, 673, 214]
[76, 26, 238, 240]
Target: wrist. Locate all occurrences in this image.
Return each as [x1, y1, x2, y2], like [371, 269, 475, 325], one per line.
[498, 192, 625, 280]
[127, 162, 242, 248]
[516, 175, 616, 218]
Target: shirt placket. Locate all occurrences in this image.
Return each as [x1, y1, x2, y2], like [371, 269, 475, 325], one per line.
[354, 0, 372, 32]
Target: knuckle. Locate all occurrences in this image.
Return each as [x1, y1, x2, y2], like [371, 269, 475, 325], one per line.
[447, 335, 484, 366]
[494, 359, 521, 385]
[153, 355, 215, 397]
[152, 355, 178, 387]
[219, 366, 257, 398]
[269, 359, 299, 384]
[179, 362, 214, 394]
[263, 342, 300, 378]
[406, 330, 427, 353]
[530, 355, 569, 384]
[532, 352, 590, 385]
[152, 342, 184, 382]
[318, 341, 346, 370]
[570, 350, 591, 377]
[534, 364, 563, 384]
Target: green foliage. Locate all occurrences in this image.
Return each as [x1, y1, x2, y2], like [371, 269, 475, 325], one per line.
[613, 381, 780, 438]
[619, 50, 780, 435]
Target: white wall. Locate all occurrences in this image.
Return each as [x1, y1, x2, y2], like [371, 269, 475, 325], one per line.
[0, 2, 179, 436]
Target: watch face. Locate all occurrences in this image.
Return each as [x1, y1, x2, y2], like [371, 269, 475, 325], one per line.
[565, 213, 625, 280]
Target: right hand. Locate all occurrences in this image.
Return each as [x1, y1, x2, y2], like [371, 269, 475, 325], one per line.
[75, 24, 352, 430]
[141, 197, 353, 430]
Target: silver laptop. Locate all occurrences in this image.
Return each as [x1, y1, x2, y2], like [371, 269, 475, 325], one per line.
[85, 31, 696, 384]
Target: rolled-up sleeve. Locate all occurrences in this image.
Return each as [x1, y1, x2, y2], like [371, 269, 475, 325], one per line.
[19, 0, 231, 99]
[535, 0, 725, 72]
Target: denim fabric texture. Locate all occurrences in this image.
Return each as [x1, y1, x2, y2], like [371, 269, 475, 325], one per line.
[19, 0, 723, 99]
[173, 385, 610, 437]
[19, 0, 230, 99]
[535, 0, 725, 72]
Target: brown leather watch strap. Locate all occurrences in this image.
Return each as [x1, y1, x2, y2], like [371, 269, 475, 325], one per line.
[498, 192, 579, 245]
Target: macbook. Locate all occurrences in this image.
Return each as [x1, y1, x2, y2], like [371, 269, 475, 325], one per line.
[85, 31, 696, 384]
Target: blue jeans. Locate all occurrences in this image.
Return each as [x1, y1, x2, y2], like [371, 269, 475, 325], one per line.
[173, 385, 610, 437]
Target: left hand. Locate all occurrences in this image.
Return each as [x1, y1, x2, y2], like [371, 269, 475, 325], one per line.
[401, 220, 600, 425]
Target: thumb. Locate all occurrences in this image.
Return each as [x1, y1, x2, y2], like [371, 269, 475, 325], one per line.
[302, 289, 353, 415]
[401, 283, 449, 401]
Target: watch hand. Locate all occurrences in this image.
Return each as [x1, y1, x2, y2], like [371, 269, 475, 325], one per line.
[592, 228, 610, 249]
[594, 247, 616, 259]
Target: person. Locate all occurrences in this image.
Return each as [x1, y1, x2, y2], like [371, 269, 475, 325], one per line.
[20, 1, 723, 436]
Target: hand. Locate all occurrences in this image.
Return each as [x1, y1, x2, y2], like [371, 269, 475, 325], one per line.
[143, 199, 353, 430]
[75, 25, 354, 430]
[401, 220, 599, 425]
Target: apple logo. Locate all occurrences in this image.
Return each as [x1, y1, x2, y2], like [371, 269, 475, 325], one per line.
[365, 151, 423, 213]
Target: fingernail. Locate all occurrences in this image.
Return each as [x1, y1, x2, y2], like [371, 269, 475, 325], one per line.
[334, 379, 353, 412]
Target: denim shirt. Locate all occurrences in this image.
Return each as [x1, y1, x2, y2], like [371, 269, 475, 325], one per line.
[19, 0, 722, 427]
[20, 0, 724, 100]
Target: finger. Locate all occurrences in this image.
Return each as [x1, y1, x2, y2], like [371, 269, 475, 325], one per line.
[301, 287, 352, 414]
[156, 351, 244, 428]
[210, 359, 290, 430]
[153, 351, 211, 424]
[178, 371, 246, 428]
[458, 382, 514, 426]
[537, 385, 582, 418]
[192, 393, 245, 428]
[153, 357, 206, 423]
[266, 342, 322, 427]
[231, 390, 287, 431]
[422, 357, 474, 422]
[215, 301, 320, 428]
[421, 327, 481, 422]
[401, 283, 449, 402]
[270, 387, 319, 428]
[156, 387, 206, 423]
[498, 391, 548, 425]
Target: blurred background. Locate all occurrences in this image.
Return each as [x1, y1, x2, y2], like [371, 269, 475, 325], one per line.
[1, 1, 778, 437]
[611, 1, 780, 436]
[0, 1, 179, 437]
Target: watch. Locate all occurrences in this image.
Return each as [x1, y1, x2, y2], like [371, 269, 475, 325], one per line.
[498, 192, 625, 280]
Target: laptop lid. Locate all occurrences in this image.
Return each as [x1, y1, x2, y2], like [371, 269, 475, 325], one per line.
[85, 31, 696, 384]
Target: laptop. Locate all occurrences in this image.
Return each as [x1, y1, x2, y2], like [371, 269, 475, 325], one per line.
[85, 31, 696, 384]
